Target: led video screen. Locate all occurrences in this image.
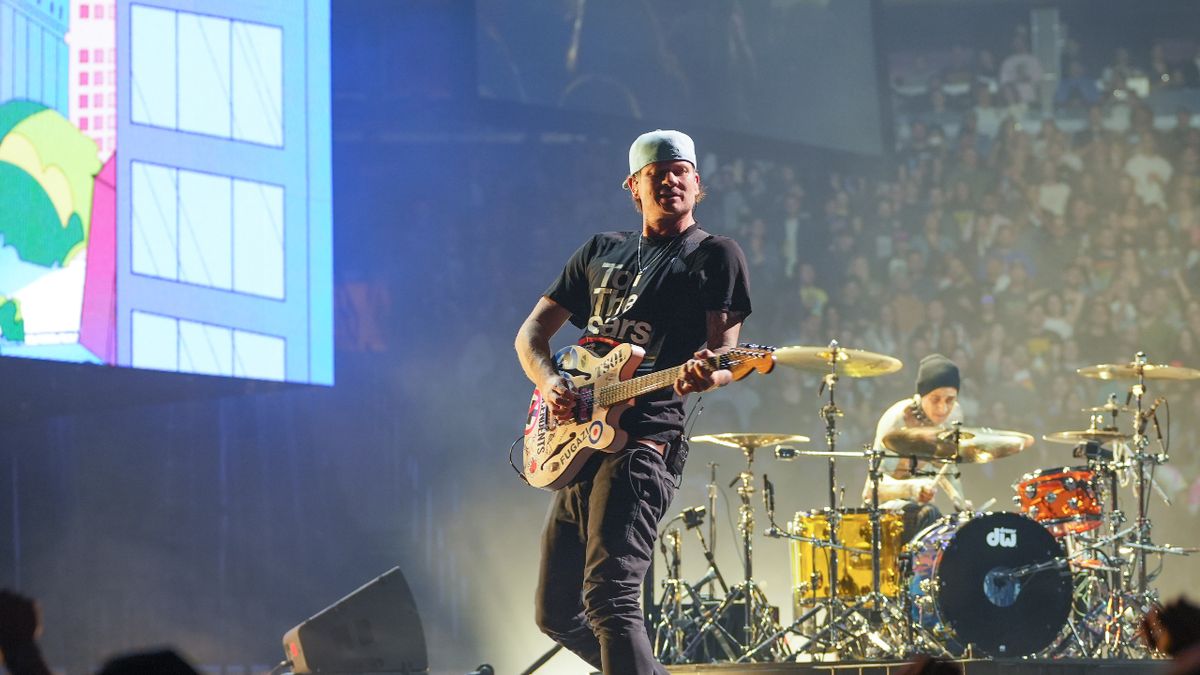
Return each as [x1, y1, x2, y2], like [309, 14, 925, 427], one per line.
[0, 0, 332, 384]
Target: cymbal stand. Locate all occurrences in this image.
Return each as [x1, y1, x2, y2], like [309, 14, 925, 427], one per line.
[752, 341, 873, 659]
[804, 341, 866, 654]
[862, 446, 936, 658]
[1091, 352, 1185, 656]
[653, 528, 689, 662]
[707, 462, 719, 599]
[654, 519, 740, 664]
[680, 445, 781, 662]
[740, 477, 854, 662]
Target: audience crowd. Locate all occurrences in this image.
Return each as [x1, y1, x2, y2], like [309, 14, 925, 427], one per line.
[422, 31, 1200, 513]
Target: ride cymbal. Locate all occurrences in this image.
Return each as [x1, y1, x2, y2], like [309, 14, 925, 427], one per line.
[1077, 363, 1200, 381]
[773, 345, 903, 377]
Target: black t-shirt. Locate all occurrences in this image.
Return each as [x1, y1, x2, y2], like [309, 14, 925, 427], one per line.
[544, 224, 752, 443]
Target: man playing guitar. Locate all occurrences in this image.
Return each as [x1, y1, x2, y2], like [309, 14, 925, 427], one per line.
[514, 129, 751, 674]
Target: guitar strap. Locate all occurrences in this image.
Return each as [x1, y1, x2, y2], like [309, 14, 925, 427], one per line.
[662, 226, 710, 478]
[635, 225, 712, 372]
[676, 225, 712, 258]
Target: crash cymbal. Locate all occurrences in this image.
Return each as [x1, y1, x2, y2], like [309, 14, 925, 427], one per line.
[773, 345, 903, 377]
[691, 432, 810, 451]
[1081, 402, 1134, 414]
[882, 426, 1034, 464]
[1043, 429, 1132, 445]
[1077, 363, 1200, 381]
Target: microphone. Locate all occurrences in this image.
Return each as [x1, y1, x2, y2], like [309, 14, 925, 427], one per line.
[681, 505, 706, 529]
[763, 474, 776, 515]
[1139, 397, 1165, 435]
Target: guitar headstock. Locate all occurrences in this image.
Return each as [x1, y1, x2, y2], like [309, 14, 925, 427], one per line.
[721, 343, 777, 381]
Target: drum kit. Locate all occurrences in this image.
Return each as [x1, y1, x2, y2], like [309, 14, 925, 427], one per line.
[651, 344, 1199, 664]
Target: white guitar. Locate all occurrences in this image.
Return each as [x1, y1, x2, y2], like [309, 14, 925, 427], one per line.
[521, 343, 776, 490]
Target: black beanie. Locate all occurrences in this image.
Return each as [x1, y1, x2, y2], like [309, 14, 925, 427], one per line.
[916, 353, 960, 396]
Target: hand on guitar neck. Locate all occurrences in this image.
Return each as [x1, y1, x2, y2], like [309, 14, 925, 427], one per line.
[674, 348, 733, 396]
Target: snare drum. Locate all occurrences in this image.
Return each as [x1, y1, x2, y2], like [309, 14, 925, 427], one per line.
[788, 508, 903, 610]
[1013, 466, 1102, 537]
[906, 511, 1071, 657]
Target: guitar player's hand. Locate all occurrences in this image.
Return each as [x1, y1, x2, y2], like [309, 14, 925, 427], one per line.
[675, 349, 732, 396]
[541, 374, 577, 423]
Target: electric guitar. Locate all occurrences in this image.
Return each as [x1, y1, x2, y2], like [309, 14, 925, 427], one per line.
[522, 343, 776, 490]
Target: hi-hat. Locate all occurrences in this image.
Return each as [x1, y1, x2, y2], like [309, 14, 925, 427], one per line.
[1081, 402, 1134, 414]
[1077, 363, 1200, 381]
[882, 426, 1034, 463]
[773, 345, 903, 377]
[1043, 429, 1132, 445]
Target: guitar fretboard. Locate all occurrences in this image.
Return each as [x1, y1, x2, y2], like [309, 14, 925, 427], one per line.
[594, 351, 756, 407]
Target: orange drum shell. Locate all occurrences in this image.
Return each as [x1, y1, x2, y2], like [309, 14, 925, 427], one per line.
[1013, 466, 1102, 537]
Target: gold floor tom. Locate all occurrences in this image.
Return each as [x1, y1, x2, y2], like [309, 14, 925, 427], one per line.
[788, 508, 903, 610]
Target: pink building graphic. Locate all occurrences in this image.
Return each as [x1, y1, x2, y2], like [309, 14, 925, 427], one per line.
[67, 0, 116, 160]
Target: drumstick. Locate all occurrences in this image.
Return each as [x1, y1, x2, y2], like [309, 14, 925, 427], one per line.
[915, 462, 951, 500]
[932, 462, 968, 511]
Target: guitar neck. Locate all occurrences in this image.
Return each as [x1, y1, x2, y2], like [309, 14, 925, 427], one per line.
[595, 354, 728, 407]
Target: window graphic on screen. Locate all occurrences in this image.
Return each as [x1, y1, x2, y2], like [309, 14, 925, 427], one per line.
[0, 0, 332, 384]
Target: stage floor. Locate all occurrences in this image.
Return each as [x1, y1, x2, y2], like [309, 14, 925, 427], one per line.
[664, 659, 1166, 674]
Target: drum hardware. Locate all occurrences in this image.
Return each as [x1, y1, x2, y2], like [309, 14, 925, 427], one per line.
[749, 447, 915, 661]
[1013, 351, 1200, 658]
[653, 510, 740, 664]
[706, 462, 719, 598]
[794, 342, 892, 657]
[686, 433, 797, 661]
[660, 346, 1199, 664]
[756, 341, 912, 660]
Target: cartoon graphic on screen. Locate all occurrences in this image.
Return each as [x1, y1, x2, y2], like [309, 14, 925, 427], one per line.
[0, 0, 333, 384]
[0, 100, 107, 361]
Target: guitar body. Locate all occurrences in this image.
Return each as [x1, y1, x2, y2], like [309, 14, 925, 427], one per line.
[523, 343, 642, 490]
[520, 342, 775, 491]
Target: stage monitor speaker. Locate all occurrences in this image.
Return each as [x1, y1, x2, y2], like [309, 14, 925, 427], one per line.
[282, 566, 428, 674]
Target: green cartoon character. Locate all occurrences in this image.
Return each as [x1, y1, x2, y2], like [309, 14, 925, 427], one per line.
[0, 100, 101, 350]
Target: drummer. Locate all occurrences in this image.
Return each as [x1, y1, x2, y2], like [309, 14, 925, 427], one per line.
[861, 353, 971, 542]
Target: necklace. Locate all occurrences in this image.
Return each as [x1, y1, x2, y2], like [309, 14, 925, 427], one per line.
[634, 231, 683, 287]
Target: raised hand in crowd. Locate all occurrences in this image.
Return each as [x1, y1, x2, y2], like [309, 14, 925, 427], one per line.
[1142, 596, 1200, 655]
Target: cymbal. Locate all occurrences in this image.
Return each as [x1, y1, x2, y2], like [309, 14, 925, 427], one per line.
[1081, 402, 1133, 414]
[691, 432, 810, 451]
[882, 426, 1034, 464]
[773, 345, 903, 378]
[1043, 429, 1132, 445]
[1077, 363, 1200, 381]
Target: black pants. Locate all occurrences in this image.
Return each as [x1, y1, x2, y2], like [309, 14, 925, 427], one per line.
[535, 445, 677, 674]
[901, 501, 942, 543]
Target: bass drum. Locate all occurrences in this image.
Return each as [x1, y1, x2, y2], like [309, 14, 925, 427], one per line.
[906, 511, 1071, 657]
